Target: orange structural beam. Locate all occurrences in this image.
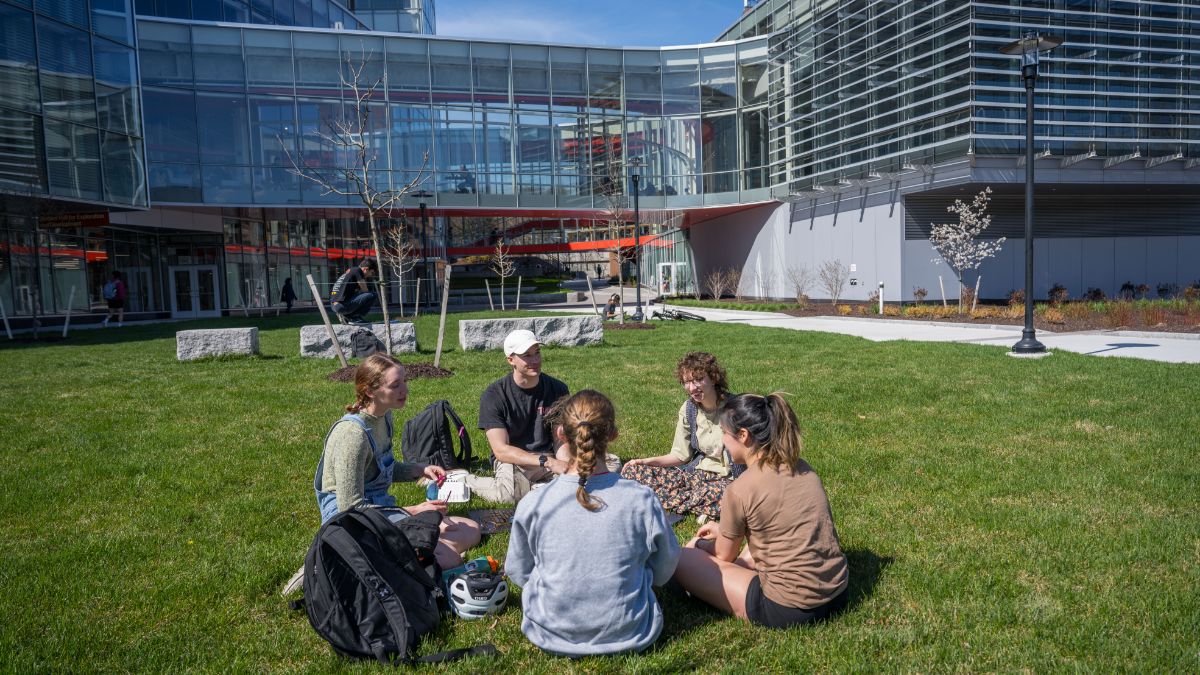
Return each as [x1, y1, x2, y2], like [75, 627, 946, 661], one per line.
[447, 235, 675, 257]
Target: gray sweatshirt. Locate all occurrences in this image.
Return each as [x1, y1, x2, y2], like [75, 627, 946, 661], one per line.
[505, 472, 681, 657]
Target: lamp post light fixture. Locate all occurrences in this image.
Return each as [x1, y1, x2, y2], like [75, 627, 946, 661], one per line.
[628, 156, 645, 321]
[1000, 32, 1062, 358]
[411, 189, 433, 309]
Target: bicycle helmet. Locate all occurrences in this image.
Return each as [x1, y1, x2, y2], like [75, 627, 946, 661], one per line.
[446, 571, 508, 620]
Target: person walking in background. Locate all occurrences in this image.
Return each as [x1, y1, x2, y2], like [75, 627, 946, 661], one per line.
[506, 390, 680, 657]
[101, 270, 126, 327]
[280, 278, 297, 313]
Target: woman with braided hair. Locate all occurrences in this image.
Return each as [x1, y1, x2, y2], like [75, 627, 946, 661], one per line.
[505, 390, 681, 657]
[673, 393, 849, 629]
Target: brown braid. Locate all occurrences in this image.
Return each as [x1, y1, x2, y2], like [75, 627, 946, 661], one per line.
[346, 354, 403, 413]
[558, 390, 616, 512]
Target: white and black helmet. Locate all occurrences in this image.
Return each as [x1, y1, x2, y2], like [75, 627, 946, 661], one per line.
[447, 572, 508, 620]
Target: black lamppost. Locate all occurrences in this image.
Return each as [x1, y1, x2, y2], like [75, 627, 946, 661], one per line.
[411, 189, 433, 308]
[1000, 33, 1062, 357]
[629, 156, 644, 321]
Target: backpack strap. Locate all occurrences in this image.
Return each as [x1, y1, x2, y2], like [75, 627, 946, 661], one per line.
[415, 644, 499, 664]
[320, 523, 417, 665]
[440, 402, 473, 467]
[356, 509, 438, 590]
[685, 399, 699, 454]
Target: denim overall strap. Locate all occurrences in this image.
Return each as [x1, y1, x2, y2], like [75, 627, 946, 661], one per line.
[315, 412, 397, 523]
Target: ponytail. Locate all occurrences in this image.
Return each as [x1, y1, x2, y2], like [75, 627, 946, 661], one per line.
[720, 392, 804, 472]
[347, 354, 402, 413]
[557, 390, 616, 512]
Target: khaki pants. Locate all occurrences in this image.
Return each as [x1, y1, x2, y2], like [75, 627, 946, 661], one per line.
[465, 453, 623, 505]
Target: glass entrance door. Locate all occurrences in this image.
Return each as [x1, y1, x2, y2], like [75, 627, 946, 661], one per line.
[168, 265, 221, 318]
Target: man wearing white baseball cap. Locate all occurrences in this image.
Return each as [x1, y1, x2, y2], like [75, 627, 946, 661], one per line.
[464, 329, 571, 503]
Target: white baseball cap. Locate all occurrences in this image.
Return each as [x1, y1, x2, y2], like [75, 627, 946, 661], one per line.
[503, 329, 542, 356]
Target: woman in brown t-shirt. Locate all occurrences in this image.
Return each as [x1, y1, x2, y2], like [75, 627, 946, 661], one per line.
[672, 393, 849, 628]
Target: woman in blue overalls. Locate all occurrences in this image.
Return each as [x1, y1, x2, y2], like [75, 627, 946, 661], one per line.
[313, 353, 480, 568]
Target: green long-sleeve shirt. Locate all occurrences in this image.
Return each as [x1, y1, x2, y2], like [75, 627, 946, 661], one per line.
[319, 412, 421, 513]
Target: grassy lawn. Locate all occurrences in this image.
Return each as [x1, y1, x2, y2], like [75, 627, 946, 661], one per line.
[1, 312, 1198, 672]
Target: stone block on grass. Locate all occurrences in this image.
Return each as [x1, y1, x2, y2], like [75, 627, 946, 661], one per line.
[458, 315, 602, 351]
[177, 328, 259, 361]
[300, 323, 416, 359]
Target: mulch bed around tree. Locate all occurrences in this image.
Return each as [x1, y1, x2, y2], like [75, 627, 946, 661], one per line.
[605, 322, 657, 330]
[327, 361, 454, 382]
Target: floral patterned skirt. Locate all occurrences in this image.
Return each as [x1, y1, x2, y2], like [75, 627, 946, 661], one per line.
[619, 464, 731, 519]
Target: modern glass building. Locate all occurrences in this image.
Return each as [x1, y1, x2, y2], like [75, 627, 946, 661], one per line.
[1, 0, 1197, 323]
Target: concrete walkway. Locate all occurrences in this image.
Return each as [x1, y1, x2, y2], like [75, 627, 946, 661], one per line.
[654, 305, 1200, 364]
[539, 298, 1200, 364]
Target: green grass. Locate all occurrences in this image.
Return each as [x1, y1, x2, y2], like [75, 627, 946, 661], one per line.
[668, 297, 800, 312]
[2, 313, 1198, 672]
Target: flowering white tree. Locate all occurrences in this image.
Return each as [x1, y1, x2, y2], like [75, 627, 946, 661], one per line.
[930, 187, 1005, 312]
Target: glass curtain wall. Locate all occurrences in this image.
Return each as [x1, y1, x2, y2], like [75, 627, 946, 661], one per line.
[1, 0, 145, 209]
[972, 2, 1200, 163]
[137, 18, 772, 211]
[769, 0, 974, 191]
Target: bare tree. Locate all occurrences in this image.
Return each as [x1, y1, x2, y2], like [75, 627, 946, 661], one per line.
[598, 142, 635, 323]
[704, 267, 740, 301]
[930, 187, 1005, 313]
[284, 44, 427, 354]
[818, 259, 849, 304]
[786, 265, 814, 306]
[381, 223, 418, 317]
[491, 238, 515, 311]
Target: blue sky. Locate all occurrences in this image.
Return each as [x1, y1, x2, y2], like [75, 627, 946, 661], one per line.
[436, 0, 748, 47]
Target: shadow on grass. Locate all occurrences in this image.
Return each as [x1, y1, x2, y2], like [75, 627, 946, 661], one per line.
[652, 545, 891, 645]
[842, 547, 892, 613]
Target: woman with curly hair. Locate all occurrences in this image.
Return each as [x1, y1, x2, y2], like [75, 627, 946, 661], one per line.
[620, 351, 740, 520]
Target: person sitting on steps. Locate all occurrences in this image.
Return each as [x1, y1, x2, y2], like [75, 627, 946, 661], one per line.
[329, 258, 377, 326]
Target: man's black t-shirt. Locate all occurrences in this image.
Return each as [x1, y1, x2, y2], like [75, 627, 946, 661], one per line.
[477, 373, 570, 457]
[331, 267, 365, 304]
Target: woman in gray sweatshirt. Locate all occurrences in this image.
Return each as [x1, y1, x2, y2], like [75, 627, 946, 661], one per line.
[505, 390, 681, 657]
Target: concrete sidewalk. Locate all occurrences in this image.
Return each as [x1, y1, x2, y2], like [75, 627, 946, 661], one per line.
[541, 302, 1200, 364]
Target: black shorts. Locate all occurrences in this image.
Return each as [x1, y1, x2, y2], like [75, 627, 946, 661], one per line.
[745, 577, 847, 629]
[106, 299, 124, 309]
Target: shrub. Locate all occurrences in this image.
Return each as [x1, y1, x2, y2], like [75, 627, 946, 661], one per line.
[1106, 302, 1134, 328]
[970, 306, 1002, 319]
[1184, 284, 1200, 301]
[1048, 283, 1069, 306]
[1084, 287, 1107, 302]
[1141, 304, 1167, 327]
[796, 293, 811, 309]
[1136, 283, 1150, 299]
[836, 304, 853, 316]
[1157, 283, 1179, 299]
[913, 287, 928, 304]
[1119, 281, 1136, 300]
[1042, 308, 1065, 324]
[1062, 302, 1091, 322]
[1008, 289, 1024, 306]
[866, 290, 880, 314]
[883, 305, 901, 317]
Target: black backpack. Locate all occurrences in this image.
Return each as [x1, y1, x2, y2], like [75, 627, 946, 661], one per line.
[295, 508, 494, 665]
[402, 400, 473, 470]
